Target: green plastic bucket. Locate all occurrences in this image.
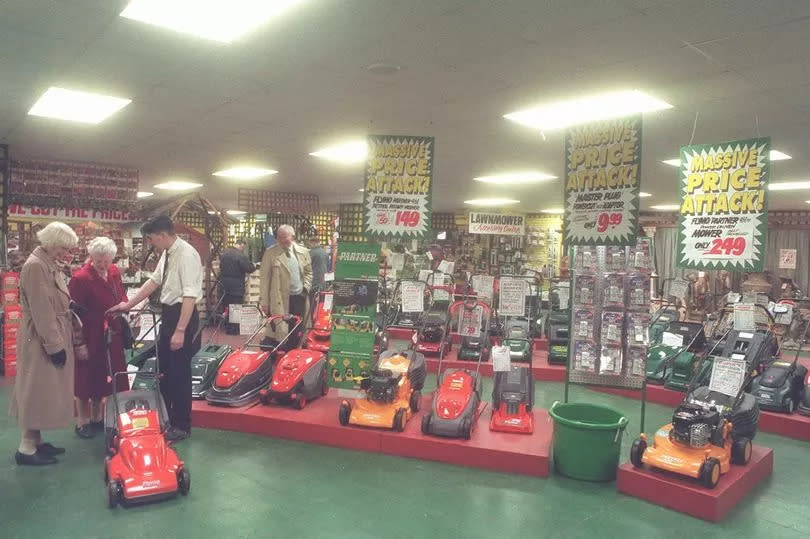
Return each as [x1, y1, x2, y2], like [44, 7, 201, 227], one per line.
[549, 401, 628, 482]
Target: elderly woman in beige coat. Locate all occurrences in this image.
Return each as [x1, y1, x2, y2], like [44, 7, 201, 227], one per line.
[260, 224, 312, 344]
[11, 222, 79, 466]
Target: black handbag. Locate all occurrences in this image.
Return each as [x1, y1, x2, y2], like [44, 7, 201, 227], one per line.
[118, 315, 134, 350]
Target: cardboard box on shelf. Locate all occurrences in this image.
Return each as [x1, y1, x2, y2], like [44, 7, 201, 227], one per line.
[2, 272, 20, 289]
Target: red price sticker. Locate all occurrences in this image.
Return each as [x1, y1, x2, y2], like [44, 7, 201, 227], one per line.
[706, 237, 746, 256]
[596, 212, 623, 233]
[395, 210, 420, 227]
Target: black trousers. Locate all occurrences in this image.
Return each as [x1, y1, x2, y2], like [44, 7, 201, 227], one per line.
[159, 303, 201, 432]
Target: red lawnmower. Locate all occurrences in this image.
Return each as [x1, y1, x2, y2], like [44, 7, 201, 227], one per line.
[103, 321, 189, 508]
[421, 298, 489, 439]
[259, 315, 329, 409]
[415, 271, 453, 357]
[490, 365, 534, 433]
[304, 289, 333, 353]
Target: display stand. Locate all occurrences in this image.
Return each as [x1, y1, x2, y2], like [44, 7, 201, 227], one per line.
[617, 446, 773, 521]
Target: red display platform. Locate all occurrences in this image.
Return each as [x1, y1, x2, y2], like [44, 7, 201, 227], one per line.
[191, 392, 551, 477]
[590, 384, 810, 441]
[617, 446, 773, 522]
[425, 350, 566, 382]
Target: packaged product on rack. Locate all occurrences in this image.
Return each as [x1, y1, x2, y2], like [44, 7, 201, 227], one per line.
[574, 246, 598, 274]
[626, 311, 650, 346]
[627, 238, 652, 272]
[600, 311, 623, 345]
[574, 341, 598, 373]
[627, 346, 647, 377]
[627, 273, 650, 310]
[602, 273, 625, 308]
[573, 308, 595, 341]
[599, 345, 623, 375]
[606, 246, 626, 272]
[574, 275, 596, 306]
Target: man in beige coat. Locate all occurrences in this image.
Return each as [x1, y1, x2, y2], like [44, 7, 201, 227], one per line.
[11, 222, 79, 465]
[260, 224, 312, 343]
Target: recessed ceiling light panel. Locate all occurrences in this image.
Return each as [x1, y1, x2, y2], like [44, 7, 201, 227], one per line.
[226, 210, 247, 215]
[661, 159, 681, 167]
[639, 192, 652, 198]
[650, 204, 680, 210]
[120, 0, 306, 43]
[504, 90, 672, 131]
[310, 140, 368, 164]
[137, 191, 154, 198]
[213, 167, 278, 179]
[473, 171, 557, 185]
[463, 198, 520, 207]
[28, 87, 131, 124]
[539, 208, 564, 214]
[769, 150, 791, 161]
[153, 180, 203, 191]
[769, 181, 810, 191]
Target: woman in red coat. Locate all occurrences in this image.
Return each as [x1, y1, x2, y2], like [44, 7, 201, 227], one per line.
[68, 237, 129, 438]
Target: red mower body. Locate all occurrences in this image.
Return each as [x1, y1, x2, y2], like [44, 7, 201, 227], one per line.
[215, 349, 271, 389]
[259, 348, 328, 409]
[490, 403, 534, 433]
[305, 291, 333, 352]
[436, 370, 476, 420]
[105, 409, 186, 505]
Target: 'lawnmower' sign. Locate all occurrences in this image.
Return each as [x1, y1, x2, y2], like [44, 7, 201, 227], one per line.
[468, 212, 525, 236]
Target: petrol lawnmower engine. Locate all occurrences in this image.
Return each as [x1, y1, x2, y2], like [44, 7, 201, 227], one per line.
[362, 369, 401, 403]
[670, 403, 719, 448]
[421, 324, 443, 343]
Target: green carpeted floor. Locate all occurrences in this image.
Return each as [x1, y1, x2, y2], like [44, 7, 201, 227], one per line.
[1, 378, 808, 539]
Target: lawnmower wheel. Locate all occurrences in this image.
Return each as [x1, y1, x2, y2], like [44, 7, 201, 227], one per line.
[338, 401, 351, 426]
[294, 394, 307, 410]
[731, 437, 752, 465]
[461, 417, 472, 440]
[421, 413, 432, 434]
[786, 398, 796, 413]
[700, 458, 721, 489]
[178, 468, 191, 495]
[104, 458, 110, 484]
[409, 390, 421, 413]
[320, 369, 329, 396]
[107, 480, 122, 509]
[259, 393, 269, 406]
[394, 408, 406, 432]
[630, 438, 647, 468]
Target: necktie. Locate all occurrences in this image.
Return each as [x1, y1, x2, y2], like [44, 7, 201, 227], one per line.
[161, 251, 170, 287]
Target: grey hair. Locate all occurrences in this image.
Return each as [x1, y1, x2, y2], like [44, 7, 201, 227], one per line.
[37, 222, 79, 250]
[87, 236, 118, 258]
[278, 224, 295, 237]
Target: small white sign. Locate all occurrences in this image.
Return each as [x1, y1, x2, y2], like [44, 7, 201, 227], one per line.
[433, 288, 451, 302]
[437, 260, 454, 275]
[324, 272, 335, 282]
[661, 331, 684, 348]
[460, 306, 483, 337]
[733, 303, 756, 331]
[492, 345, 511, 372]
[471, 274, 495, 299]
[557, 286, 570, 310]
[228, 304, 242, 324]
[137, 314, 159, 341]
[322, 292, 334, 313]
[390, 253, 405, 271]
[727, 292, 741, 304]
[418, 269, 432, 282]
[709, 357, 747, 397]
[239, 307, 261, 336]
[498, 277, 527, 316]
[668, 278, 689, 299]
[401, 282, 426, 313]
[779, 249, 797, 270]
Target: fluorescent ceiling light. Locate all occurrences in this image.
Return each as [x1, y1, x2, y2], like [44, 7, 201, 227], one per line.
[769, 181, 810, 191]
[358, 188, 365, 192]
[473, 171, 557, 185]
[153, 180, 203, 191]
[213, 167, 278, 179]
[137, 191, 154, 198]
[226, 210, 247, 215]
[120, 0, 305, 43]
[539, 208, 564, 214]
[504, 90, 672, 131]
[650, 204, 680, 211]
[664, 149, 790, 166]
[639, 192, 652, 198]
[28, 87, 131, 124]
[310, 140, 368, 164]
[463, 198, 520, 207]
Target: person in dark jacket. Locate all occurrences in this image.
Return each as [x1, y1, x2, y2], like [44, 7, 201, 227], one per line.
[306, 236, 329, 295]
[219, 239, 256, 307]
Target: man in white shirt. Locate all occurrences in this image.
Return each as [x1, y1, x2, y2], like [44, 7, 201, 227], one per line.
[108, 215, 202, 441]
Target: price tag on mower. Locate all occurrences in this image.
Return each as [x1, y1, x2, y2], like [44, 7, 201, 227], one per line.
[668, 279, 689, 299]
[661, 331, 684, 348]
[733, 303, 755, 331]
[492, 346, 511, 372]
[401, 282, 425, 312]
[709, 357, 746, 397]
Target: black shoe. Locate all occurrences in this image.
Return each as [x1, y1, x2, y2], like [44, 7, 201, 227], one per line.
[165, 427, 190, 442]
[36, 443, 66, 457]
[15, 451, 57, 466]
[90, 420, 104, 432]
[75, 424, 95, 439]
